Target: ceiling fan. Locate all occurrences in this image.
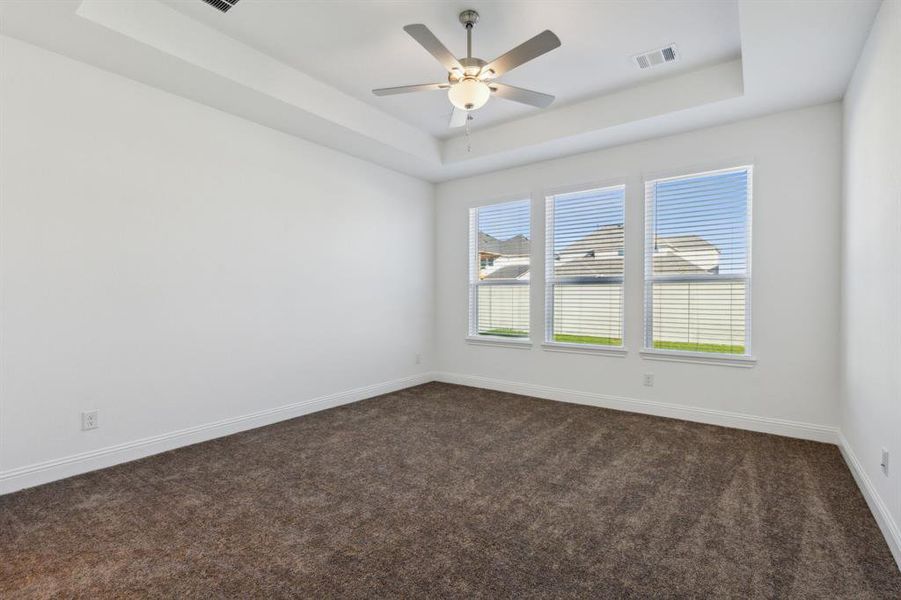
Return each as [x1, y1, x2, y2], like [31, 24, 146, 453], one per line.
[372, 10, 561, 129]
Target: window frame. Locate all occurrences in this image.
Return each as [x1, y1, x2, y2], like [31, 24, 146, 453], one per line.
[642, 165, 755, 364]
[543, 182, 628, 356]
[467, 198, 532, 347]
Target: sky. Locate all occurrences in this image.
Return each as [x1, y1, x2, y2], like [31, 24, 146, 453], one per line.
[654, 169, 749, 274]
[477, 199, 531, 243]
[552, 187, 625, 253]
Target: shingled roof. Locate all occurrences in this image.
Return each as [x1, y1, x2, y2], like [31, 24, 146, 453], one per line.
[560, 225, 623, 256]
[478, 225, 719, 280]
[479, 232, 530, 256]
[555, 256, 624, 277]
[653, 234, 720, 273]
[552, 225, 719, 277]
[482, 264, 530, 280]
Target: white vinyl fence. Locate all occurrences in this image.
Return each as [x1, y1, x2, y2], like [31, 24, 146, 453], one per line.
[476, 281, 746, 349]
[476, 285, 529, 335]
[651, 281, 746, 348]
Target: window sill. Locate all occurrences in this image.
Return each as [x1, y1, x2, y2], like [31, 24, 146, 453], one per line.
[466, 336, 532, 349]
[542, 342, 627, 357]
[640, 349, 757, 368]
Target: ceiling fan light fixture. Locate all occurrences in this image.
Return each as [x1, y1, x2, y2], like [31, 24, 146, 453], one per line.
[448, 78, 490, 111]
[372, 11, 561, 127]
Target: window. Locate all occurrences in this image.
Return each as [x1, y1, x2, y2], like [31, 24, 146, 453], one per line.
[545, 185, 625, 347]
[469, 199, 531, 339]
[644, 166, 752, 356]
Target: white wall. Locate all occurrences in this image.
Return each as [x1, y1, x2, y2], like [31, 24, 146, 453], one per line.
[0, 36, 435, 487]
[436, 103, 843, 431]
[840, 0, 901, 563]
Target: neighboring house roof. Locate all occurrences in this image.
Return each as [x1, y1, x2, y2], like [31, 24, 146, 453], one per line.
[655, 234, 719, 256]
[653, 234, 720, 273]
[554, 224, 624, 277]
[553, 225, 719, 277]
[483, 264, 530, 280]
[553, 254, 711, 277]
[479, 232, 530, 256]
[555, 256, 624, 277]
[560, 224, 623, 255]
[479, 226, 719, 279]
[653, 253, 709, 273]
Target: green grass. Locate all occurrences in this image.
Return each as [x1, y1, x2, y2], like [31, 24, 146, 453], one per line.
[480, 330, 623, 345]
[553, 334, 622, 346]
[480, 329, 744, 355]
[653, 340, 745, 354]
[480, 328, 529, 338]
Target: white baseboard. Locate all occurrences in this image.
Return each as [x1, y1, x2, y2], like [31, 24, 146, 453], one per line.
[0, 373, 433, 495]
[837, 433, 901, 569]
[433, 371, 840, 444]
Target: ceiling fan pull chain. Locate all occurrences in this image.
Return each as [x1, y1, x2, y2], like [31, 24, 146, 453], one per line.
[465, 114, 473, 153]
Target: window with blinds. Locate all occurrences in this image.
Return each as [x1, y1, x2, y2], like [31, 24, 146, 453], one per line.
[469, 199, 531, 339]
[644, 166, 752, 355]
[545, 185, 625, 347]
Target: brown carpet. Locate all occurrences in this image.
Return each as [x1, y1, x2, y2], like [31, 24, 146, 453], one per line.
[1, 382, 899, 598]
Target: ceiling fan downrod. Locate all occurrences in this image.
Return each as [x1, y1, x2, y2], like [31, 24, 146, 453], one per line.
[459, 10, 479, 60]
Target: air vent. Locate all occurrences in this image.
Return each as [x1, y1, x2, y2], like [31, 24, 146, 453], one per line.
[200, 0, 240, 13]
[633, 44, 679, 70]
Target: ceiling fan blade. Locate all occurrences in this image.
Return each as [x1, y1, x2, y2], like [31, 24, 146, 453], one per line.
[483, 30, 561, 77]
[403, 24, 463, 72]
[372, 83, 449, 96]
[449, 107, 468, 128]
[490, 83, 555, 108]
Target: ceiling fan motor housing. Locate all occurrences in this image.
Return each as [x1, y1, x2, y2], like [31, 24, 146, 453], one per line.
[448, 57, 487, 84]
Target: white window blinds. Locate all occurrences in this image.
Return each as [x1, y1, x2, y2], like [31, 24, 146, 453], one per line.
[644, 167, 752, 355]
[469, 199, 531, 339]
[546, 185, 625, 346]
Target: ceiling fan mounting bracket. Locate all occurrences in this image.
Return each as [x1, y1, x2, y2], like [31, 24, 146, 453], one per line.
[458, 10, 480, 29]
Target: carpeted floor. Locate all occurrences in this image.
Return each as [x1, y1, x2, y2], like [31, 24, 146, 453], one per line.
[1, 382, 899, 598]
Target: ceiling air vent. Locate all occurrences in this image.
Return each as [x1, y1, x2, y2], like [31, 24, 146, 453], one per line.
[200, 0, 240, 13]
[633, 44, 679, 70]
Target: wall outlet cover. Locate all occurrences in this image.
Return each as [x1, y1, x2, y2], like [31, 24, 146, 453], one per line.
[81, 410, 99, 431]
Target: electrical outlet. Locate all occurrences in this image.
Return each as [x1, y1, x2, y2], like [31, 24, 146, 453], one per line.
[81, 410, 99, 431]
[881, 448, 889, 476]
[643, 374, 654, 387]
[415, 353, 422, 365]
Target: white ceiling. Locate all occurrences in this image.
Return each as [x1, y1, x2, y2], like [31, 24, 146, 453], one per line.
[160, 0, 742, 138]
[0, 1, 883, 182]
